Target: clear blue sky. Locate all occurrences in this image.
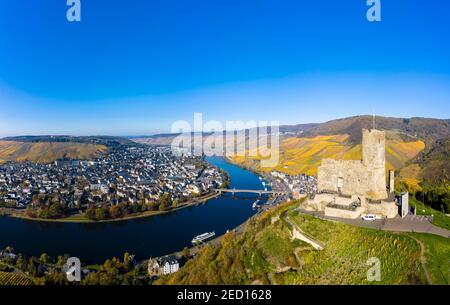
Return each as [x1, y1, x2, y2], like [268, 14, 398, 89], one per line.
[1, 0, 450, 136]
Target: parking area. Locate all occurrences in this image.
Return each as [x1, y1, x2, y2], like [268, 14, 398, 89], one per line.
[383, 214, 450, 238]
[296, 209, 450, 238]
[296, 209, 385, 230]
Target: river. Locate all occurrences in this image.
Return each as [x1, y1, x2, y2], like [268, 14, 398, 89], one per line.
[0, 157, 268, 263]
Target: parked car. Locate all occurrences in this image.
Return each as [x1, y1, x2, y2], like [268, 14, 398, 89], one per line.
[361, 214, 377, 221]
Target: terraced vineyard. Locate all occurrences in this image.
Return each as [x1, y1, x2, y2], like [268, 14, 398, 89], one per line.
[230, 134, 425, 176]
[0, 271, 34, 285]
[0, 141, 107, 164]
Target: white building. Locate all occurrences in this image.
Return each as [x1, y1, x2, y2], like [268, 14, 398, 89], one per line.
[148, 255, 179, 276]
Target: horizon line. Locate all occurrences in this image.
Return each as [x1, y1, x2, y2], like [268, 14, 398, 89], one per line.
[1, 114, 448, 139]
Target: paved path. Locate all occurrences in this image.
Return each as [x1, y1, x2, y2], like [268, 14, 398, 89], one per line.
[297, 209, 450, 238]
[383, 215, 450, 238]
[297, 209, 386, 230]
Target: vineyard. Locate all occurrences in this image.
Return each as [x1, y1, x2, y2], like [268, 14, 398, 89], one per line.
[157, 200, 450, 285]
[0, 140, 107, 164]
[0, 271, 34, 285]
[230, 133, 425, 176]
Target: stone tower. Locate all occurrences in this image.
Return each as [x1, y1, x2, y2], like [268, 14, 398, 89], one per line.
[362, 129, 387, 199]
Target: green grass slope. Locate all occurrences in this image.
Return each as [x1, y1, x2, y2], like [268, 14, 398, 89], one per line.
[156, 201, 450, 285]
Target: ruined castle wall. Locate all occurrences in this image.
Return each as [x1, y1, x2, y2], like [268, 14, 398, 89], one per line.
[317, 129, 388, 200]
[305, 193, 334, 211]
[364, 201, 398, 218]
[311, 129, 397, 218]
[317, 159, 369, 196]
[324, 206, 364, 219]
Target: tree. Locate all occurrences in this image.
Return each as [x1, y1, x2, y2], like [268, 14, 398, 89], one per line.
[40, 253, 51, 264]
[4, 246, 14, 253]
[103, 259, 113, 273]
[182, 247, 190, 259]
[147, 200, 156, 211]
[158, 192, 172, 211]
[95, 207, 109, 220]
[123, 252, 132, 273]
[15, 254, 26, 270]
[42, 269, 69, 285]
[27, 257, 39, 277]
[82, 272, 101, 285]
[48, 202, 64, 218]
[110, 205, 122, 219]
[37, 208, 49, 219]
[172, 199, 179, 209]
[85, 206, 96, 220]
[31, 194, 39, 206]
[56, 254, 70, 268]
[132, 203, 141, 214]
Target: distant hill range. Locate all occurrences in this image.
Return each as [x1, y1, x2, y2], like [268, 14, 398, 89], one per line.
[414, 136, 450, 180]
[294, 116, 450, 180]
[134, 116, 450, 146]
[1, 116, 448, 179]
[1, 135, 135, 147]
[133, 115, 450, 181]
[299, 116, 450, 146]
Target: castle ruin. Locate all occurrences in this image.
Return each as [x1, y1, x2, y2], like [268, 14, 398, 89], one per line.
[304, 129, 398, 219]
[318, 129, 387, 200]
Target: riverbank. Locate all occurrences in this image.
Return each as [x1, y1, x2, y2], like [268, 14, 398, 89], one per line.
[152, 203, 268, 265]
[4, 192, 222, 224]
[0, 156, 262, 263]
[225, 157, 265, 176]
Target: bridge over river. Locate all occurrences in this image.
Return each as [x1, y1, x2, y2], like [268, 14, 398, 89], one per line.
[215, 188, 287, 196]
